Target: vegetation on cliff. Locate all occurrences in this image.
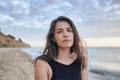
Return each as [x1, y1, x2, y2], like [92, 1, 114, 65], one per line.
[0, 31, 31, 47]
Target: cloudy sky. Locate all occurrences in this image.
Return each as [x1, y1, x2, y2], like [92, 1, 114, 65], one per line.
[0, 0, 120, 47]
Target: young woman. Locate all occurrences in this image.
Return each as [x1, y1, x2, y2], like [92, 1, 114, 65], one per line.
[34, 16, 88, 80]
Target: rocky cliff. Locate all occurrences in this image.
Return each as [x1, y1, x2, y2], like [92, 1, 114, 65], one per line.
[0, 32, 31, 47]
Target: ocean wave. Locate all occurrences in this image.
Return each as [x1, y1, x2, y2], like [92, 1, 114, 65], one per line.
[89, 66, 120, 78]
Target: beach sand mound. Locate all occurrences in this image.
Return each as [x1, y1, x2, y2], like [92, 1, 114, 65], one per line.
[0, 48, 34, 80]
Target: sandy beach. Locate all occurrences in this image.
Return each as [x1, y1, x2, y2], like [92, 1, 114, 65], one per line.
[0, 48, 119, 80]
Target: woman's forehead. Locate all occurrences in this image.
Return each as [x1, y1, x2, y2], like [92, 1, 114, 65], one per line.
[55, 21, 71, 30]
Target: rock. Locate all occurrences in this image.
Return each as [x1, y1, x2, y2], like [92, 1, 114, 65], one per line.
[0, 48, 34, 80]
[0, 32, 31, 47]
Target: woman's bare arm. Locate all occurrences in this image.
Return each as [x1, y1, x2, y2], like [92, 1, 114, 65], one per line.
[81, 67, 88, 80]
[81, 51, 88, 80]
[34, 59, 49, 80]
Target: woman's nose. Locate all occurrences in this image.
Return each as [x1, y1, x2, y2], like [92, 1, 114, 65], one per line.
[63, 30, 68, 37]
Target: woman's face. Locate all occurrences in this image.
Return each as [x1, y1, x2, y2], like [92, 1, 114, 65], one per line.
[54, 21, 74, 49]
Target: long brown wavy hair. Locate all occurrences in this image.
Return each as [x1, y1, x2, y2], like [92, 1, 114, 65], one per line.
[35, 16, 87, 70]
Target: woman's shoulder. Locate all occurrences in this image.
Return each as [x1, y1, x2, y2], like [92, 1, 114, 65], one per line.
[35, 55, 48, 67]
[34, 56, 53, 80]
[35, 54, 48, 62]
[35, 58, 48, 68]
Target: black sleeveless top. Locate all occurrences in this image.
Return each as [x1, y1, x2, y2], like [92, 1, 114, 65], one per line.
[48, 59, 81, 80]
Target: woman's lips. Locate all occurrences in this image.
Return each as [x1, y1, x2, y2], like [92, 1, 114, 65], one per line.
[63, 39, 71, 42]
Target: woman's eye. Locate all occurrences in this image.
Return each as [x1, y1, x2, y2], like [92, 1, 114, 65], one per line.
[57, 31, 62, 33]
[67, 29, 72, 32]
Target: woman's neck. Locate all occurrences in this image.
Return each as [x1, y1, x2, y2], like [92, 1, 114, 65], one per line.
[54, 48, 77, 65]
[57, 48, 73, 60]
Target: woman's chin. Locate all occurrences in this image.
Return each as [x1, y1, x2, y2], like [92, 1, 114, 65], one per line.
[60, 45, 72, 49]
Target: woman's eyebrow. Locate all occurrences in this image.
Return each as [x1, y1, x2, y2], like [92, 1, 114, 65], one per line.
[56, 27, 72, 30]
[66, 27, 72, 29]
[56, 28, 63, 30]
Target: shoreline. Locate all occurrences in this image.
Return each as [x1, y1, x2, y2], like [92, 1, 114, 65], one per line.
[0, 48, 120, 80]
[89, 71, 120, 80]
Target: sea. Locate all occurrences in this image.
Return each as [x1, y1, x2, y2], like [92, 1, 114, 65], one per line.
[21, 47, 120, 78]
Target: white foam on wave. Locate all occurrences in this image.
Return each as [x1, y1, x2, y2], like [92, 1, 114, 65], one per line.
[89, 61, 120, 71]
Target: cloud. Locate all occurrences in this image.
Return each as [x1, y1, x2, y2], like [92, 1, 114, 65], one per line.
[0, 0, 120, 46]
[0, 13, 14, 22]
